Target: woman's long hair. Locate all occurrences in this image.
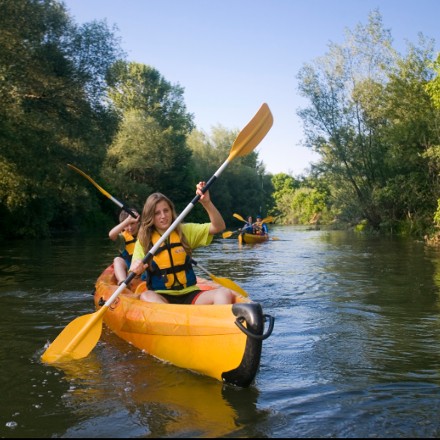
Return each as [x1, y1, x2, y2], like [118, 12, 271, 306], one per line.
[137, 193, 192, 256]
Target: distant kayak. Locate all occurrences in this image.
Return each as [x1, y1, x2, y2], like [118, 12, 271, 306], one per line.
[238, 232, 269, 244]
[94, 264, 274, 387]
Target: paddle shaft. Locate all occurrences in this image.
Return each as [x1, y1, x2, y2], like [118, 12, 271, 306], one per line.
[108, 196, 137, 219]
[67, 164, 137, 218]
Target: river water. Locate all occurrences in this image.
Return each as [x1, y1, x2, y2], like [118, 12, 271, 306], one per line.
[2, 225, 440, 438]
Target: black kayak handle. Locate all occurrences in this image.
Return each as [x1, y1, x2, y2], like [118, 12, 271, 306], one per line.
[235, 314, 275, 340]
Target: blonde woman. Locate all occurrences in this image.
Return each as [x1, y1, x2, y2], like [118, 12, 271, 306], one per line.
[130, 182, 236, 304]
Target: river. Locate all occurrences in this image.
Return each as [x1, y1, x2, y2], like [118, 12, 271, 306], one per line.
[2, 225, 440, 437]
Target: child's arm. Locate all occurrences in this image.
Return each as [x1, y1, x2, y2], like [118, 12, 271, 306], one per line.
[109, 216, 137, 241]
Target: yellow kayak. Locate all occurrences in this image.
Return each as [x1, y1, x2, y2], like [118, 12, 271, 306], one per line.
[238, 232, 269, 244]
[94, 265, 274, 387]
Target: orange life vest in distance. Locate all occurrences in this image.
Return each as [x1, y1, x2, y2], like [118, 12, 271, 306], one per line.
[253, 221, 264, 235]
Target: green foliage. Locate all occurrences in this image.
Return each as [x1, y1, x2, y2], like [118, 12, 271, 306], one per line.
[354, 219, 369, 233]
[0, 0, 123, 237]
[296, 9, 440, 238]
[102, 110, 195, 211]
[103, 62, 196, 212]
[425, 53, 440, 109]
[289, 188, 318, 224]
[106, 61, 195, 134]
[271, 172, 333, 226]
[270, 173, 297, 223]
[433, 200, 440, 230]
[187, 126, 274, 223]
[0, 1, 275, 237]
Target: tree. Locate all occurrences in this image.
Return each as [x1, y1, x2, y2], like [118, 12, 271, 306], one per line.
[297, 10, 396, 229]
[296, 9, 440, 236]
[186, 126, 273, 223]
[0, 0, 124, 237]
[378, 37, 439, 235]
[270, 173, 298, 223]
[425, 53, 440, 109]
[103, 61, 196, 212]
[103, 109, 194, 211]
[423, 52, 440, 238]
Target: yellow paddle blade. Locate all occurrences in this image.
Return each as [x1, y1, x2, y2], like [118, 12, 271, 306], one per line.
[211, 275, 249, 298]
[192, 260, 249, 297]
[222, 228, 242, 238]
[234, 213, 273, 224]
[233, 213, 246, 222]
[228, 103, 273, 161]
[67, 164, 112, 199]
[41, 307, 107, 364]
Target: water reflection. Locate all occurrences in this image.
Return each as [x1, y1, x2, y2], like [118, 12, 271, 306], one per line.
[56, 330, 268, 438]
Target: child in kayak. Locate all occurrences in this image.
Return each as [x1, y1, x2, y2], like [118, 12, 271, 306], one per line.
[109, 209, 140, 285]
[129, 182, 237, 305]
[253, 215, 268, 235]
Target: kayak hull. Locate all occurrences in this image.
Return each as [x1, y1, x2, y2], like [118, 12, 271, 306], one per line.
[239, 232, 269, 244]
[94, 265, 273, 387]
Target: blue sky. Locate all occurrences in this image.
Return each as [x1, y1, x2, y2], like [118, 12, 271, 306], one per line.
[62, 0, 440, 176]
